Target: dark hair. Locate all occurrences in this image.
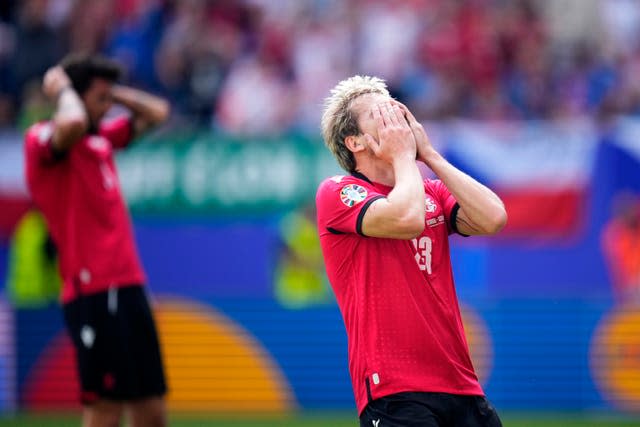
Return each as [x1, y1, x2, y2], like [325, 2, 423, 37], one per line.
[59, 53, 123, 95]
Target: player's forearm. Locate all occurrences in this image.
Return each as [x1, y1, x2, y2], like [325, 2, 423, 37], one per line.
[387, 157, 427, 231]
[423, 150, 507, 234]
[52, 88, 89, 151]
[111, 85, 170, 127]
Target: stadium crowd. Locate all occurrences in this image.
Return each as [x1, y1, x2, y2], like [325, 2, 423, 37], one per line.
[1, 0, 640, 135]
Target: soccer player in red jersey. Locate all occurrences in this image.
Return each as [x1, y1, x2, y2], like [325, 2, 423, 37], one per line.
[317, 76, 508, 426]
[24, 54, 169, 427]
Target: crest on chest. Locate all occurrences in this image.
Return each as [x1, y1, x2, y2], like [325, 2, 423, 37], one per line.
[86, 136, 110, 154]
[425, 197, 445, 228]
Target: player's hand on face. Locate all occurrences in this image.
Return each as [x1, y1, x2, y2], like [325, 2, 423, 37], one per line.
[365, 100, 416, 164]
[42, 66, 72, 100]
[393, 100, 436, 162]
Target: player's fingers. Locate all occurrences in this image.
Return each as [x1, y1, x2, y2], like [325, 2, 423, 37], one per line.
[393, 104, 410, 128]
[43, 68, 55, 82]
[42, 69, 57, 94]
[371, 103, 385, 128]
[361, 133, 380, 155]
[45, 66, 61, 80]
[390, 99, 408, 117]
[394, 100, 417, 126]
[383, 102, 400, 126]
[406, 109, 418, 127]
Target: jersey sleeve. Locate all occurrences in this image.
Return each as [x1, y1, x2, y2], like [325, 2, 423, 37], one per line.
[316, 177, 385, 236]
[100, 116, 134, 149]
[24, 122, 62, 166]
[428, 178, 467, 236]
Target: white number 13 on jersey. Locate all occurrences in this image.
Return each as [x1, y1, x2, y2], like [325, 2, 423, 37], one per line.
[412, 236, 432, 274]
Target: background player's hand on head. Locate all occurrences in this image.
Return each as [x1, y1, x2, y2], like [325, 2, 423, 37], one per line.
[393, 100, 436, 163]
[42, 66, 72, 100]
[366, 100, 416, 165]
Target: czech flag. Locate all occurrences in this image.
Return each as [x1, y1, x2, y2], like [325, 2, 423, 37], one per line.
[443, 120, 598, 240]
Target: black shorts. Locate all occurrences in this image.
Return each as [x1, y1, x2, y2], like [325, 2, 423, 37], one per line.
[360, 391, 502, 427]
[63, 285, 167, 404]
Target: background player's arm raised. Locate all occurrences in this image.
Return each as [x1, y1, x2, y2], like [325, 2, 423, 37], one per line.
[359, 102, 426, 240]
[43, 66, 89, 152]
[399, 102, 507, 236]
[111, 85, 170, 139]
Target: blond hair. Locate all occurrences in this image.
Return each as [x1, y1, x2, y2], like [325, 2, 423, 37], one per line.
[321, 75, 390, 173]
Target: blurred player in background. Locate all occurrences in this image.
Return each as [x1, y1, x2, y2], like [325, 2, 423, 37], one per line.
[316, 75, 507, 426]
[24, 53, 169, 427]
[601, 191, 640, 303]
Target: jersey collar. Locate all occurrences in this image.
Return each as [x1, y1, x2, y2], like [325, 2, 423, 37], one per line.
[351, 171, 372, 184]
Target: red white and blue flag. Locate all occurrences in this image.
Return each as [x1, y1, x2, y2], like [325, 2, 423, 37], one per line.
[443, 120, 599, 240]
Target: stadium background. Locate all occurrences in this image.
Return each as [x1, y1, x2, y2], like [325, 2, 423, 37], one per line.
[1, 0, 640, 425]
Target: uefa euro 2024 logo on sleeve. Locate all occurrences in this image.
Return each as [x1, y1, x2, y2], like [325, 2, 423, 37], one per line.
[340, 184, 367, 207]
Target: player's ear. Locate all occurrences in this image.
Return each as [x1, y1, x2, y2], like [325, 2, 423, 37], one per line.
[345, 135, 365, 153]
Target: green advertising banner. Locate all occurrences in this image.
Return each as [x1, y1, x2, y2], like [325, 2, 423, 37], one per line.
[116, 134, 341, 215]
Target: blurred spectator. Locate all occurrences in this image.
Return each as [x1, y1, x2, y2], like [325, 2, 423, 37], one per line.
[0, 6, 16, 127]
[106, 0, 166, 91]
[214, 55, 296, 135]
[356, 0, 422, 89]
[16, 80, 52, 131]
[601, 0, 640, 57]
[65, 0, 115, 53]
[290, 1, 353, 131]
[213, 15, 297, 135]
[2, 0, 640, 132]
[155, 0, 256, 124]
[541, 0, 603, 55]
[10, 0, 64, 110]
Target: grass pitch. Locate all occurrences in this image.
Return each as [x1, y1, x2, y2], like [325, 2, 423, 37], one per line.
[0, 411, 639, 426]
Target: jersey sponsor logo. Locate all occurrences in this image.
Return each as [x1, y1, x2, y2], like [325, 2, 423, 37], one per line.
[426, 214, 446, 228]
[426, 197, 437, 213]
[340, 184, 367, 207]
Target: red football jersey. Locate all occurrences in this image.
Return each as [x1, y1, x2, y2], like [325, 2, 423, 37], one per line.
[316, 172, 483, 415]
[24, 117, 146, 304]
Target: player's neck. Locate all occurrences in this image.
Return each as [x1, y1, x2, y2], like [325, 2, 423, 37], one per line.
[355, 159, 395, 187]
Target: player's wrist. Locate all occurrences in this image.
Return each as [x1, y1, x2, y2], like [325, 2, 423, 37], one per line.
[419, 148, 441, 167]
[111, 85, 134, 103]
[391, 152, 417, 168]
[56, 85, 74, 100]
